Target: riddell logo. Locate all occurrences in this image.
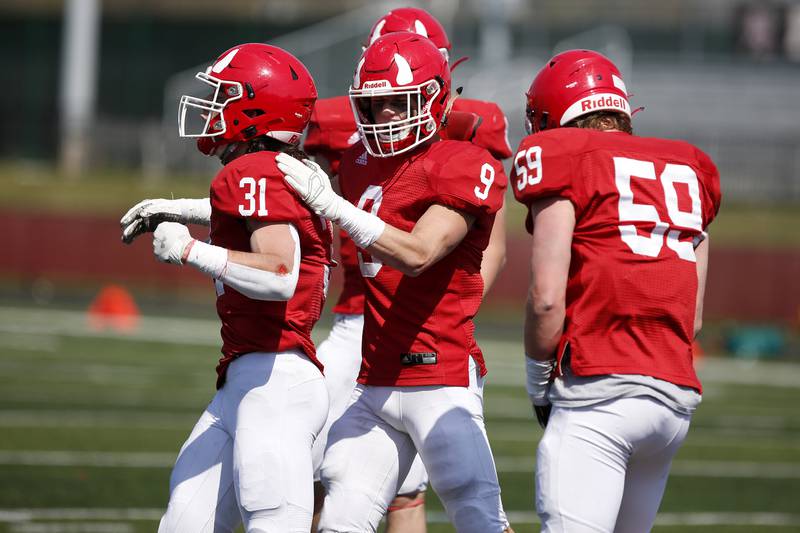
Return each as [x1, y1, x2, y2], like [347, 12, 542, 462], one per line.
[361, 80, 390, 90]
[580, 95, 630, 112]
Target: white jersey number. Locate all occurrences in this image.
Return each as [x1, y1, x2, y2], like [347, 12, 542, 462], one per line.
[238, 177, 269, 217]
[614, 157, 703, 262]
[474, 163, 495, 200]
[356, 185, 384, 277]
[514, 145, 542, 191]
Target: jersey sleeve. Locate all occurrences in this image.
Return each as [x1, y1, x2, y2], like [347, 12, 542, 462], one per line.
[425, 143, 507, 218]
[693, 146, 722, 229]
[452, 99, 512, 160]
[511, 132, 578, 233]
[210, 155, 303, 223]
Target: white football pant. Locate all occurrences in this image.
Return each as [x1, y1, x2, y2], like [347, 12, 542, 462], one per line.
[158, 350, 328, 533]
[312, 313, 429, 495]
[536, 396, 691, 533]
[318, 357, 509, 532]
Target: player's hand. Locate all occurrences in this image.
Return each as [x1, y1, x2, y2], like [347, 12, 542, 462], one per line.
[526, 356, 555, 429]
[153, 222, 194, 265]
[276, 153, 344, 222]
[120, 198, 211, 245]
[533, 404, 552, 429]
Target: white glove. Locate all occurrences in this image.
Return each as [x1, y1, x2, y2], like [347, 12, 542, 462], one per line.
[276, 153, 344, 222]
[120, 198, 211, 244]
[153, 222, 194, 265]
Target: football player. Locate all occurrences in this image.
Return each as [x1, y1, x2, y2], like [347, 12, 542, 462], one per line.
[121, 44, 333, 532]
[303, 7, 511, 532]
[512, 50, 721, 532]
[277, 33, 513, 533]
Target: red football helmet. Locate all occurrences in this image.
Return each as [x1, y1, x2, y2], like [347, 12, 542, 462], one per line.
[349, 32, 451, 157]
[178, 43, 317, 155]
[365, 7, 451, 62]
[525, 50, 631, 134]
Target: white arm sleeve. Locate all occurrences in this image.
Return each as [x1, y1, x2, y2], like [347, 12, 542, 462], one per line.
[185, 224, 301, 301]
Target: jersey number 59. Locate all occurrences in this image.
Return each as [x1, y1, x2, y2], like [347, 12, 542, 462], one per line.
[614, 157, 703, 262]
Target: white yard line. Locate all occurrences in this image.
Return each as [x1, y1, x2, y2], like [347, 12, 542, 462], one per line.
[492, 456, 800, 479]
[3, 305, 800, 389]
[2, 508, 798, 527]
[0, 451, 175, 468]
[0, 410, 195, 429]
[2, 450, 799, 479]
[9, 522, 133, 533]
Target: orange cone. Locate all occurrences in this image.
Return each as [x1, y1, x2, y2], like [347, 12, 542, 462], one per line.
[88, 284, 140, 332]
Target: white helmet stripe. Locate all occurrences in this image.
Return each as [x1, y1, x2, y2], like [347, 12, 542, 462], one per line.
[394, 53, 413, 85]
[560, 92, 631, 125]
[414, 20, 428, 37]
[212, 48, 239, 74]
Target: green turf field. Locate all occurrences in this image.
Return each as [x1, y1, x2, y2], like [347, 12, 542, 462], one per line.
[1, 306, 799, 532]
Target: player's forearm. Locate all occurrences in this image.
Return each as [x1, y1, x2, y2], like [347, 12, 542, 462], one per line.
[480, 240, 506, 295]
[481, 204, 507, 294]
[694, 235, 710, 338]
[183, 242, 298, 301]
[523, 291, 564, 361]
[366, 224, 453, 277]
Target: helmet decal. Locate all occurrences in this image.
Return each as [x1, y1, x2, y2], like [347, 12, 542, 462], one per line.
[394, 54, 413, 85]
[612, 74, 627, 93]
[354, 57, 366, 89]
[369, 19, 386, 45]
[212, 48, 239, 74]
[414, 20, 428, 37]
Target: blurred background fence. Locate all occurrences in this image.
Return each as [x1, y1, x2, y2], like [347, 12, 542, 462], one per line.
[3, 0, 800, 200]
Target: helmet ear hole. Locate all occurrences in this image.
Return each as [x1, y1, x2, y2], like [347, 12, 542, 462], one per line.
[243, 109, 265, 118]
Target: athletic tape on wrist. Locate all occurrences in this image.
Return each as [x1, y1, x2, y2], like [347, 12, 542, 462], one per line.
[337, 201, 386, 249]
[185, 240, 228, 278]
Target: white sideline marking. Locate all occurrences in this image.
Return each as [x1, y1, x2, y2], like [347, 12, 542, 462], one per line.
[0, 509, 799, 527]
[2, 450, 800, 479]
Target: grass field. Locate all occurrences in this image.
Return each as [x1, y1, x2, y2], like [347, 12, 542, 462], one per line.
[1, 305, 800, 532]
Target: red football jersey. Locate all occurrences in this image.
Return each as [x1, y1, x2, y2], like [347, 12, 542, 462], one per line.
[209, 151, 334, 389]
[338, 140, 507, 387]
[512, 128, 722, 391]
[304, 95, 511, 316]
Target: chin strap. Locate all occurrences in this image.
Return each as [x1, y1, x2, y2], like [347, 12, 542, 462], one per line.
[440, 86, 463, 128]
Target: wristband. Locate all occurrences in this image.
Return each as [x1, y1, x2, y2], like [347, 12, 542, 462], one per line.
[525, 356, 555, 406]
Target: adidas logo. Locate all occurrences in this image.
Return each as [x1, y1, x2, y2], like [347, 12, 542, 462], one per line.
[356, 151, 368, 166]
